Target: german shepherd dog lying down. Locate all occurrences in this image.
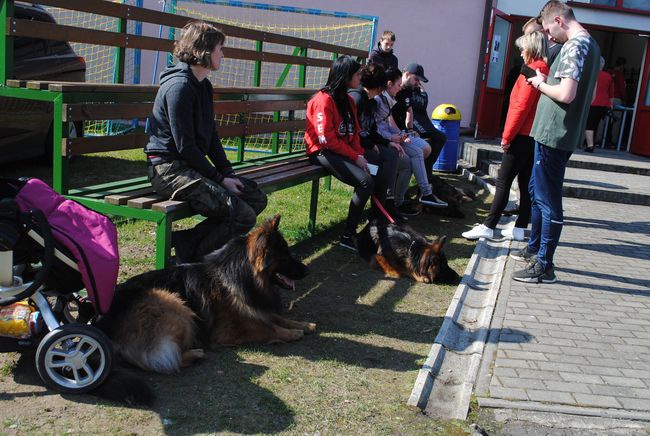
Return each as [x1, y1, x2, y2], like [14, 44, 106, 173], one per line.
[356, 220, 461, 284]
[97, 215, 315, 374]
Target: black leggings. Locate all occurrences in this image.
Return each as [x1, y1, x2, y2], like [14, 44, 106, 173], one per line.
[484, 134, 534, 229]
[309, 148, 389, 235]
[420, 128, 446, 182]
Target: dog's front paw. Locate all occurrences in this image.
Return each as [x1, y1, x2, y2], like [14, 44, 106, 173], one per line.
[303, 322, 317, 334]
[284, 328, 304, 342]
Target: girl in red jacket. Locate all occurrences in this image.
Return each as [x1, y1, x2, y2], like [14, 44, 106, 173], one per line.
[463, 31, 549, 242]
[305, 56, 390, 250]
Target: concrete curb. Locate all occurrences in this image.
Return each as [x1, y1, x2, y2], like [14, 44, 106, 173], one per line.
[479, 398, 650, 422]
[407, 167, 514, 420]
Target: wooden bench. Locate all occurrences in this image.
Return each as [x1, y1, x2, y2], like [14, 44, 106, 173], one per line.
[6, 81, 326, 267]
[0, 0, 368, 267]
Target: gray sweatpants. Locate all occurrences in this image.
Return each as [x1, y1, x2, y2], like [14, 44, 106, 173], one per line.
[402, 135, 432, 198]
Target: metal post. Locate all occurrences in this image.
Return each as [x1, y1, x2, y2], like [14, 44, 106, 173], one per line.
[52, 94, 67, 194]
[155, 214, 171, 269]
[308, 178, 320, 235]
[1, 0, 15, 84]
[298, 47, 307, 88]
[271, 111, 280, 154]
[286, 109, 294, 152]
[253, 40, 263, 87]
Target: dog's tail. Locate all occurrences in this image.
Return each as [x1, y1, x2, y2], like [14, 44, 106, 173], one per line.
[93, 368, 155, 406]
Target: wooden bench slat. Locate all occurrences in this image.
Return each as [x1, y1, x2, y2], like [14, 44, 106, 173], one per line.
[9, 19, 333, 68]
[9, 18, 174, 52]
[6, 79, 27, 88]
[236, 156, 308, 176]
[63, 102, 153, 122]
[255, 165, 325, 188]
[150, 199, 191, 214]
[38, 81, 315, 96]
[127, 195, 166, 209]
[68, 176, 150, 196]
[63, 133, 149, 156]
[105, 188, 156, 205]
[77, 183, 153, 200]
[62, 99, 308, 122]
[243, 160, 313, 181]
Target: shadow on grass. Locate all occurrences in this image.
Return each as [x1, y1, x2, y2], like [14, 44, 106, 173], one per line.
[3, 350, 295, 435]
[0, 168, 498, 434]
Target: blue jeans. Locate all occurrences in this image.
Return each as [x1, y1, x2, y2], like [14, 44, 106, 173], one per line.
[527, 142, 572, 271]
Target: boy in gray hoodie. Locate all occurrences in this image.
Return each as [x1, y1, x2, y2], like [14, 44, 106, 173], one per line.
[145, 21, 267, 263]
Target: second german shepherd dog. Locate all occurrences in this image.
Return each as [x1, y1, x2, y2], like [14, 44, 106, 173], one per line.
[97, 215, 315, 374]
[356, 220, 460, 284]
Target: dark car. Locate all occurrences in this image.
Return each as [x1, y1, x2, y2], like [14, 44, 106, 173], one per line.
[0, 3, 86, 164]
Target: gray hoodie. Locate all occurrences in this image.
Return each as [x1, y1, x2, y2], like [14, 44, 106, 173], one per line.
[145, 62, 232, 182]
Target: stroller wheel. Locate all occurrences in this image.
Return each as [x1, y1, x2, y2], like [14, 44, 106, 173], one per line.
[35, 324, 113, 394]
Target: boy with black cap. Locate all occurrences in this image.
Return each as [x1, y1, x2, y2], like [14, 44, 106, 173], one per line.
[393, 63, 448, 187]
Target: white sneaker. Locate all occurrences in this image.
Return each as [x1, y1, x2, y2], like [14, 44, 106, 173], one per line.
[462, 224, 494, 240]
[502, 226, 525, 241]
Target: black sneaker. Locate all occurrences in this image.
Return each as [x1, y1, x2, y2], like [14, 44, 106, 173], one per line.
[396, 202, 421, 217]
[420, 194, 448, 208]
[503, 206, 519, 217]
[512, 261, 557, 283]
[509, 246, 537, 262]
[339, 233, 357, 251]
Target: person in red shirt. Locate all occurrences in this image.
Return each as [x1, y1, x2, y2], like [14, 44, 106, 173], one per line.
[584, 57, 615, 153]
[305, 56, 391, 250]
[463, 31, 549, 242]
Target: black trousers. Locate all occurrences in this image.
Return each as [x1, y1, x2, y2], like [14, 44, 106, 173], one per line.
[309, 148, 390, 235]
[420, 128, 446, 182]
[483, 134, 534, 229]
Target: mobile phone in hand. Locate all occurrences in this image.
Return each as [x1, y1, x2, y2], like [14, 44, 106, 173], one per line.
[520, 64, 538, 79]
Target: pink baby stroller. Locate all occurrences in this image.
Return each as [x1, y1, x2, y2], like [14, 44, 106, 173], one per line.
[0, 178, 119, 394]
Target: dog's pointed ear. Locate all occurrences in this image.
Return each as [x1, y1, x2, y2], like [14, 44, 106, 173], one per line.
[431, 235, 447, 253]
[263, 214, 281, 232]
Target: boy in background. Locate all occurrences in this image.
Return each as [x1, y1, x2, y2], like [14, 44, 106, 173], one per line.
[369, 30, 399, 71]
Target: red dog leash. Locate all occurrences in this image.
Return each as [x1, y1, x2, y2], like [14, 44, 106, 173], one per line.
[371, 194, 395, 225]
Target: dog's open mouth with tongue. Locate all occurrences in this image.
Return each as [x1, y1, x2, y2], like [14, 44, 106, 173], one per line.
[274, 273, 296, 290]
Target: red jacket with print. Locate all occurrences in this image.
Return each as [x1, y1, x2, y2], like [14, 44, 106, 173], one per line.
[304, 91, 364, 161]
[502, 58, 549, 144]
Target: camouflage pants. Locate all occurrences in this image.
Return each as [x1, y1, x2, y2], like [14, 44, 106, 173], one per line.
[148, 160, 267, 257]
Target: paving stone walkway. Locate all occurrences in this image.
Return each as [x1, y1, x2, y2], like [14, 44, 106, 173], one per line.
[476, 196, 650, 417]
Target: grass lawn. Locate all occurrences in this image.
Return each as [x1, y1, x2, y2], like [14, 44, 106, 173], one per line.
[0, 150, 493, 434]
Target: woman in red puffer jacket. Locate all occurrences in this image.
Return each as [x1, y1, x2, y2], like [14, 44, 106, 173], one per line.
[463, 31, 549, 242]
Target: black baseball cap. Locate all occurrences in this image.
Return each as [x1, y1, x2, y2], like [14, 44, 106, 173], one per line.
[405, 63, 428, 83]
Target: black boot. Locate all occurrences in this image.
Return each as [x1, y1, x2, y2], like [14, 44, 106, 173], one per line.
[172, 228, 199, 263]
[384, 198, 408, 224]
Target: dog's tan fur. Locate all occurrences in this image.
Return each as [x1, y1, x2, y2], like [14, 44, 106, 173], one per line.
[104, 216, 315, 374]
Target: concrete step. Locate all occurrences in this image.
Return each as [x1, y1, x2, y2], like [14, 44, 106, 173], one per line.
[458, 137, 650, 206]
[460, 138, 650, 176]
